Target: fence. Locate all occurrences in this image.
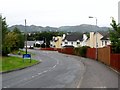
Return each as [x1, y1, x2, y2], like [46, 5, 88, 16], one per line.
[40, 47, 120, 72]
[40, 48, 57, 51]
[86, 48, 96, 60]
[40, 48, 74, 55]
[59, 48, 74, 55]
[110, 54, 120, 72]
[98, 46, 111, 65]
[86, 46, 120, 72]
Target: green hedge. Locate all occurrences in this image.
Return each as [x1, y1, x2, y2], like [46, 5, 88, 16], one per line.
[74, 46, 90, 57]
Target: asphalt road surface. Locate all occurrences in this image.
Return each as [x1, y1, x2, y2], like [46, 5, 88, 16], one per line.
[2, 49, 85, 88]
[2, 49, 119, 88]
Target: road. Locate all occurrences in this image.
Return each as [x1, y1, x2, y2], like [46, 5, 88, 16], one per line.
[2, 49, 119, 88]
[2, 49, 85, 88]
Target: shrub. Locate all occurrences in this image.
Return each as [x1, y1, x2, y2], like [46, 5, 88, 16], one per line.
[35, 44, 41, 47]
[41, 43, 45, 48]
[74, 46, 90, 57]
[79, 46, 90, 57]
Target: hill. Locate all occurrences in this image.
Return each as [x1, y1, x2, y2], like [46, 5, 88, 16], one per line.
[9, 24, 110, 33]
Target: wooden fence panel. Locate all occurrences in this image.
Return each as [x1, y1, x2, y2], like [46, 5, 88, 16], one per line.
[86, 48, 96, 60]
[110, 54, 120, 72]
[98, 46, 110, 65]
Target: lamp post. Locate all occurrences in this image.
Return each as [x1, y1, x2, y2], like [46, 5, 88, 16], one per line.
[89, 16, 98, 60]
[25, 19, 27, 54]
[0, 14, 2, 56]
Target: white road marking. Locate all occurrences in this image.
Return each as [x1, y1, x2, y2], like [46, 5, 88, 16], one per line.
[77, 76, 84, 88]
[38, 73, 42, 75]
[3, 51, 60, 88]
[43, 70, 48, 73]
[53, 65, 56, 68]
[32, 76, 35, 78]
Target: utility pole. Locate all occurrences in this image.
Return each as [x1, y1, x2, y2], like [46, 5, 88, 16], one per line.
[89, 16, 98, 60]
[25, 19, 27, 54]
[0, 14, 2, 57]
[118, 1, 120, 24]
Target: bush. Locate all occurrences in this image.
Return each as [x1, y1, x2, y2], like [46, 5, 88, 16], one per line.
[46, 44, 50, 48]
[79, 46, 89, 57]
[74, 48, 81, 55]
[74, 46, 90, 57]
[35, 44, 41, 47]
[41, 43, 45, 48]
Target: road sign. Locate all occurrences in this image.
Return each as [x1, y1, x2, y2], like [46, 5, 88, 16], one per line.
[23, 54, 31, 63]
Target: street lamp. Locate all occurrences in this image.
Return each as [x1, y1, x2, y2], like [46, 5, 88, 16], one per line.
[89, 16, 98, 60]
[25, 19, 27, 54]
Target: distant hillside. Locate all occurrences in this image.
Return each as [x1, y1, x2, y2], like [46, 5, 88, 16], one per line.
[9, 24, 110, 33]
[9, 25, 58, 32]
[58, 24, 110, 33]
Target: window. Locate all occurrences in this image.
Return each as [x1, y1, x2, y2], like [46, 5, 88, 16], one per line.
[65, 42, 68, 44]
[102, 41, 104, 46]
[71, 42, 73, 44]
[77, 42, 80, 44]
[105, 41, 107, 45]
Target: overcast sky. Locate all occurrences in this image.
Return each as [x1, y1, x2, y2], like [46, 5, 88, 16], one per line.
[0, 0, 119, 27]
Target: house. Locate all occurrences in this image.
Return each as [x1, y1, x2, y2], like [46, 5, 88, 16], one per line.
[62, 33, 88, 48]
[86, 31, 111, 48]
[50, 36, 62, 48]
[100, 33, 111, 47]
[24, 41, 36, 48]
[34, 41, 44, 46]
[24, 40, 44, 48]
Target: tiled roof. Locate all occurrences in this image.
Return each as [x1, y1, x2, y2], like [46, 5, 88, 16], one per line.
[98, 31, 109, 36]
[101, 33, 110, 40]
[63, 33, 83, 41]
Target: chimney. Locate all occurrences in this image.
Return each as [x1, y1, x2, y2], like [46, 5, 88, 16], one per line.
[63, 34, 66, 40]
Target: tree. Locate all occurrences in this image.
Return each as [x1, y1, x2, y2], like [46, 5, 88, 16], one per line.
[109, 18, 120, 53]
[13, 27, 25, 49]
[4, 32, 19, 51]
[2, 17, 10, 56]
[2, 22, 25, 56]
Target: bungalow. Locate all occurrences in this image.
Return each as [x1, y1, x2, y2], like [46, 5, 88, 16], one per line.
[62, 33, 88, 48]
[24, 40, 44, 48]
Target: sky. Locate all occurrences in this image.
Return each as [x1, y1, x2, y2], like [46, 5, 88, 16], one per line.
[0, 0, 120, 27]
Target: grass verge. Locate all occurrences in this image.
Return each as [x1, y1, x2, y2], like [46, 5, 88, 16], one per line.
[11, 50, 35, 55]
[0, 56, 40, 72]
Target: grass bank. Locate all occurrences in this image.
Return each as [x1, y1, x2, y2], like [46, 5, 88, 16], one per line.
[0, 56, 40, 72]
[11, 50, 35, 55]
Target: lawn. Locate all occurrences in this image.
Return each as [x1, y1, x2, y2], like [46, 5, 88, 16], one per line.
[11, 50, 35, 55]
[0, 56, 40, 72]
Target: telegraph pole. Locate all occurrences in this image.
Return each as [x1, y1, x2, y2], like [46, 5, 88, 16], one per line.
[25, 19, 27, 54]
[89, 16, 98, 60]
[0, 14, 2, 57]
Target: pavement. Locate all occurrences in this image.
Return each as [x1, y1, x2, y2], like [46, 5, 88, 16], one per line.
[2, 49, 119, 88]
[71, 55, 119, 88]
